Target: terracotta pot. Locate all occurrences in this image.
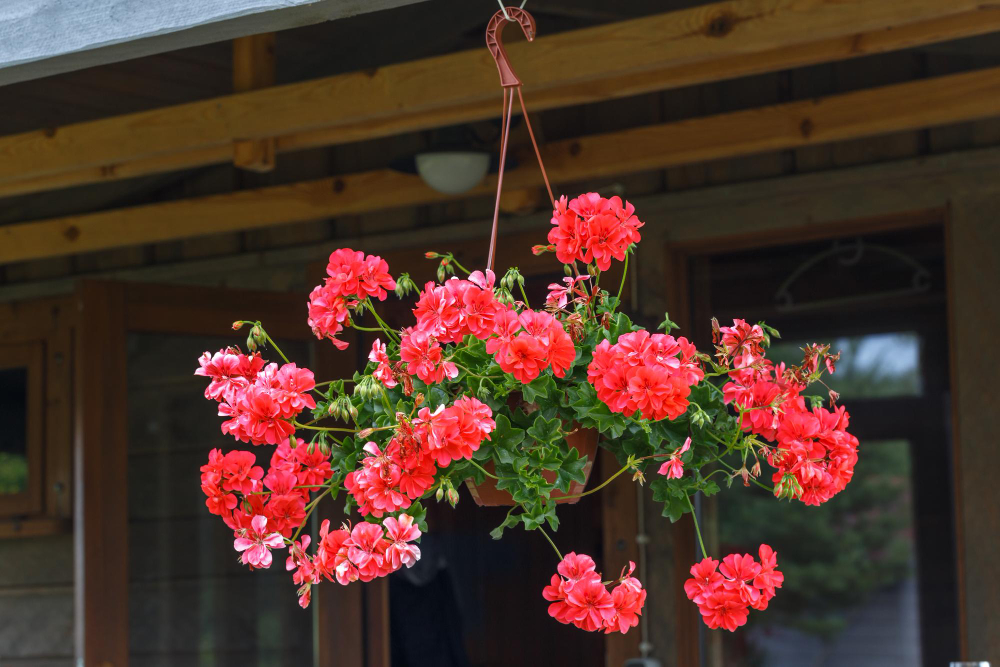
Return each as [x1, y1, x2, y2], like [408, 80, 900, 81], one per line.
[465, 426, 599, 507]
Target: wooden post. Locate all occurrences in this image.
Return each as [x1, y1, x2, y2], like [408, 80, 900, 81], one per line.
[74, 281, 129, 666]
[601, 448, 641, 666]
[233, 33, 277, 172]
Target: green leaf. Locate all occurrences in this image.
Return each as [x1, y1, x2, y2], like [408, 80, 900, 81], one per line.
[555, 448, 588, 492]
[657, 312, 679, 333]
[490, 511, 522, 540]
[492, 414, 525, 450]
[521, 374, 557, 403]
[526, 415, 562, 446]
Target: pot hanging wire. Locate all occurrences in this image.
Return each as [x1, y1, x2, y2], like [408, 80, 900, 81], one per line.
[485, 5, 554, 272]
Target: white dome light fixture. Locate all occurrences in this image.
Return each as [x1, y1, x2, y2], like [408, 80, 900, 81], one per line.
[415, 151, 491, 195]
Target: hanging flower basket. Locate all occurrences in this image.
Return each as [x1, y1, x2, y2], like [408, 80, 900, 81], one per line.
[191, 5, 860, 639]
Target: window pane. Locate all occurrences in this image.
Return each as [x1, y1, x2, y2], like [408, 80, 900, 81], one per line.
[715, 440, 920, 666]
[768, 332, 922, 399]
[0, 367, 29, 495]
[127, 333, 313, 667]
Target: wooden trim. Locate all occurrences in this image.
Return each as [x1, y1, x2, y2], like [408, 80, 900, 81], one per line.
[0, 341, 45, 517]
[669, 207, 947, 255]
[44, 321, 74, 519]
[5, 65, 999, 265]
[943, 204, 969, 660]
[73, 281, 129, 667]
[601, 448, 641, 665]
[366, 579, 391, 667]
[0, 516, 71, 538]
[0, 0, 994, 194]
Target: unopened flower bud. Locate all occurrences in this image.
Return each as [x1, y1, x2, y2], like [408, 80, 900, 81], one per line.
[446, 487, 459, 507]
[435, 487, 444, 502]
[413, 394, 425, 407]
[232, 321, 245, 331]
[348, 404, 359, 420]
[319, 440, 332, 456]
[425, 252, 437, 259]
[358, 428, 374, 438]
[436, 265, 446, 282]
[564, 263, 573, 276]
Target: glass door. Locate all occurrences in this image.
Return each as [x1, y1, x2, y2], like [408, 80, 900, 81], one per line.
[687, 223, 959, 667]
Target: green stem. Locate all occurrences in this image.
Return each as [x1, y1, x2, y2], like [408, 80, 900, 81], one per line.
[536, 525, 563, 561]
[556, 462, 632, 502]
[366, 301, 401, 343]
[262, 331, 290, 364]
[351, 324, 384, 332]
[292, 486, 332, 542]
[449, 256, 473, 276]
[611, 251, 629, 315]
[685, 493, 709, 559]
[517, 282, 531, 309]
[469, 460, 500, 480]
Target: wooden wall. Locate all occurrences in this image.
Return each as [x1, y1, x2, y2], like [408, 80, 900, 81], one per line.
[0, 535, 74, 666]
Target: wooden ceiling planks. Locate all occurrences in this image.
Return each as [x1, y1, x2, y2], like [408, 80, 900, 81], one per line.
[0, 0, 994, 193]
[3, 65, 1000, 264]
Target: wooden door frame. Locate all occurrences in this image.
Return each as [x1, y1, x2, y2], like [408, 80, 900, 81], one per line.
[660, 207, 961, 666]
[72, 280, 365, 666]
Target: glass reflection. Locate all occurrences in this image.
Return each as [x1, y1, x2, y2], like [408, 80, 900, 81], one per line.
[716, 440, 919, 666]
[769, 333, 921, 399]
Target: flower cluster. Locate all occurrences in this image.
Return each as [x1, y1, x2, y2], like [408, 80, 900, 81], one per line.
[400, 269, 577, 386]
[720, 320, 858, 505]
[287, 515, 421, 608]
[344, 396, 495, 517]
[197, 349, 317, 446]
[192, 195, 861, 636]
[542, 553, 647, 634]
[200, 437, 333, 537]
[548, 193, 644, 270]
[307, 248, 396, 349]
[685, 545, 784, 631]
[588, 331, 704, 421]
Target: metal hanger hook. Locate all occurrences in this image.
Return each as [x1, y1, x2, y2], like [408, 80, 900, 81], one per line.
[486, 6, 536, 87]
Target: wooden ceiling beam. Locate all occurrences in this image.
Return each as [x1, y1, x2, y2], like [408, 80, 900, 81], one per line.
[232, 33, 277, 173]
[0, 0, 994, 192]
[3, 65, 1000, 264]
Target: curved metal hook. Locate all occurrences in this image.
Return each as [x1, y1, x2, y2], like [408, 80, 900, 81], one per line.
[486, 7, 536, 88]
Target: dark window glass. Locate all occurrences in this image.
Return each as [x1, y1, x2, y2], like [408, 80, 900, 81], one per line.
[126, 333, 313, 667]
[0, 367, 29, 495]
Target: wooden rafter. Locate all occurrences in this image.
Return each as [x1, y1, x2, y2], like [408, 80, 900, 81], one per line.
[0, 0, 995, 196]
[3, 65, 1000, 264]
[232, 33, 277, 173]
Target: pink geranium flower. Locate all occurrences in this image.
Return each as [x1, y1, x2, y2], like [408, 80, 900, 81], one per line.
[657, 437, 691, 479]
[234, 515, 285, 569]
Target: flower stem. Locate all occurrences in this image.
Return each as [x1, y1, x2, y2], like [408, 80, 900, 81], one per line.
[292, 486, 332, 542]
[469, 460, 500, 480]
[611, 251, 629, 315]
[517, 282, 531, 309]
[556, 461, 631, 501]
[449, 255, 473, 276]
[685, 493, 709, 559]
[536, 525, 563, 561]
[262, 330, 291, 364]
